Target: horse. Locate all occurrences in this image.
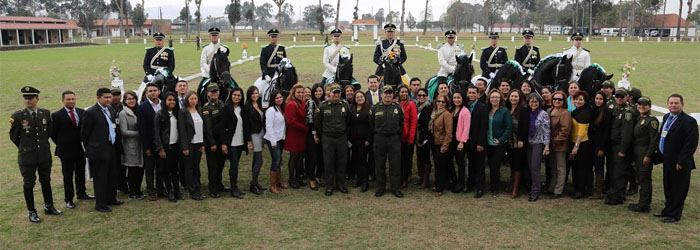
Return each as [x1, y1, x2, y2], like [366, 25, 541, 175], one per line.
[196, 48, 238, 106]
[255, 58, 297, 108]
[425, 53, 475, 99]
[380, 57, 403, 91]
[136, 67, 178, 103]
[488, 60, 525, 93]
[324, 54, 361, 90]
[577, 63, 613, 98]
[532, 54, 574, 92]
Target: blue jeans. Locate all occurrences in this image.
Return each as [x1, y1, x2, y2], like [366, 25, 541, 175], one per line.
[266, 140, 285, 172]
[227, 145, 244, 186]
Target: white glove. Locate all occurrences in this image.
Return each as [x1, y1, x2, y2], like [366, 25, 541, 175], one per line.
[219, 47, 228, 53]
[489, 72, 496, 79]
[264, 75, 271, 82]
[146, 74, 154, 81]
[527, 69, 534, 75]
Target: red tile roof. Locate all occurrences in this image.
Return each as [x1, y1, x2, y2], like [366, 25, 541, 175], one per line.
[616, 14, 694, 28]
[352, 19, 380, 25]
[0, 22, 81, 30]
[0, 16, 65, 22]
[0, 16, 81, 30]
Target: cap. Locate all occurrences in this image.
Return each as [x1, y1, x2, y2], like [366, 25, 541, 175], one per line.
[330, 84, 341, 93]
[601, 80, 614, 89]
[522, 30, 534, 38]
[488, 32, 499, 39]
[571, 32, 584, 39]
[614, 88, 627, 96]
[21, 86, 40, 98]
[330, 28, 342, 35]
[208, 27, 221, 35]
[444, 30, 456, 38]
[637, 96, 651, 105]
[153, 32, 165, 40]
[110, 87, 122, 94]
[629, 87, 642, 100]
[207, 83, 219, 92]
[383, 23, 397, 31]
[381, 85, 394, 93]
[267, 28, 280, 37]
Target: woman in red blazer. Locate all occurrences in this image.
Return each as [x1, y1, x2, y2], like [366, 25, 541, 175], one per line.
[284, 84, 309, 189]
[397, 85, 417, 189]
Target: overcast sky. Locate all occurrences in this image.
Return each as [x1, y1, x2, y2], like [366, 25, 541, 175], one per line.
[142, 0, 688, 21]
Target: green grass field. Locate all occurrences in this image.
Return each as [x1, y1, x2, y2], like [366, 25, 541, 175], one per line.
[0, 31, 699, 249]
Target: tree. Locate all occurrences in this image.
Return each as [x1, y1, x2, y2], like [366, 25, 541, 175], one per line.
[194, 0, 203, 36]
[335, 0, 341, 28]
[676, 0, 682, 39]
[386, 11, 399, 24]
[375, 8, 385, 23]
[132, 2, 146, 37]
[242, 0, 255, 35]
[406, 12, 416, 30]
[690, 3, 700, 23]
[353, 0, 359, 20]
[251, 0, 255, 36]
[302, 3, 333, 33]
[225, 0, 241, 37]
[273, 0, 284, 31]
[110, 0, 125, 37]
[280, 3, 294, 29]
[183, 0, 192, 38]
[73, 0, 109, 38]
[423, 0, 429, 35]
[361, 13, 373, 20]
[255, 2, 273, 30]
[400, 0, 406, 35]
[684, 0, 694, 38]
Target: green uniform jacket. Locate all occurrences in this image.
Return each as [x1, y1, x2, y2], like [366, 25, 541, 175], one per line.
[610, 104, 637, 153]
[633, 114, 660, 158]
[314, 100, 351, 137]
[202, 100, 224, 147]
[370, 101, 404, 140]
[9, 108, 53, 165]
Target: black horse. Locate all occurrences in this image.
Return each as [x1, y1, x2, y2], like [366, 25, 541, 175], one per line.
[139, 68, 178, 103]
[272, 58, 298, 97]
[381, 58, 403, 90]
[578, 63, 613, 98]
[425, 53, 475, 98]
[532, 55, 573, 92]
[196, 49, 238, 105]
[489, 61, 525, 93]
[331, 54, 362, 90]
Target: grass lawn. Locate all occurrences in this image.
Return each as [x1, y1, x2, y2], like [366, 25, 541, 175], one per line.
[0, 32, 699, 249]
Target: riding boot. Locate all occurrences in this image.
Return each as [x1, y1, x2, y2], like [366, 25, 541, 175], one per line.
[511, 172, 520, 199]
[269, 172, 279, 195]
[590, 174, 604, 200]
[277, 170, 288, 189]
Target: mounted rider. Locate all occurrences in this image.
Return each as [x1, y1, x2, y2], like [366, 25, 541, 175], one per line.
[514, 30, 540, 77]
[563, 31, 591, 78]
[322, 28, 351, 85]
[436, 30, 459, 84]
[260, 28, 287, 82]
[142, 32, 175, 83]
[199, 27, 230, 89]
[479, 32, 508, 79]
[373, 23, 407, 80]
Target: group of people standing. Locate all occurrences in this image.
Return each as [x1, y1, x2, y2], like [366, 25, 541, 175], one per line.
[9, 25, 697, 225]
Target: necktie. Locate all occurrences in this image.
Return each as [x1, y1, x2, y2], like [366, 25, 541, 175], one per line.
[102, 108, 116, 144]
[659, 115, 675, 154]
[69, 109, 77, 127]
[31, 111, 37, 121]
[373, 92, 378, 105]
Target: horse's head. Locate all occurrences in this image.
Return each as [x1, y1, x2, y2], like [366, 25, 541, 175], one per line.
[210, 49, 231, 85]
[382, 59, 402, 88]
[336, 54, 353, 82]
[491, 61, 524, 92]
[454, 53, 474, 83]
[276, 58, 297, 97]
[450, 80, 471, 95]
[578, 63, 613, 96]
[553, 56, 573, 89]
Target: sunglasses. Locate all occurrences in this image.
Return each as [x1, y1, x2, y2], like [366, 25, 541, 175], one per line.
[614, 95, 625, 98]
[332, 35, 341, 37]
[574, 38, 582, 41]
[418, 94, 427, 97]
[435, 100, 446, 104]
[552, 98, 564, 101]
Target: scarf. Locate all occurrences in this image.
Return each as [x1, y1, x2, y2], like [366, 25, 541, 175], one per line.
[529, 108, 543, 138]
[417, 99, 432, 115]
[571, 104, 592, 124]
[429, 108, 446, 133]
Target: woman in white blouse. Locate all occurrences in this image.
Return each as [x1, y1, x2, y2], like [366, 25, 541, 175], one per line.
[178, 91, 206, 200]
[264, 90, 287, 194]
[221, 87, 246, 199]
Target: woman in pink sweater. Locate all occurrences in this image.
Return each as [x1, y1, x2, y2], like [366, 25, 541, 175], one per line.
[449, 90, 471, 193]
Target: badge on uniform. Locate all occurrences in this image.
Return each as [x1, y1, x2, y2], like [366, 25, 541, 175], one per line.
[323, 109, 331, 114]
[394, 108, 398, 114]
[651, 120, 659, 130]
[341, 107, 345, 113]
[376, 111, 383, 116]
[640, 120, 645, 125]
[42, 118, 47, 125]
[624, 113, 632, 121]
[212, 110, 219, 115]
[203, 111, 210, 115]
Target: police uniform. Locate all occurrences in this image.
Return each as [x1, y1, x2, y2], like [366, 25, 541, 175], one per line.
[322, 29, 351, 84]
[480, 32, 508, 78]
[202, 83, 227, 196]
[373, 23, 407, 76]
[260, 29, 287, 80]
[9, 86, 61, 223]
[514, 30, 540, 74]
[370, 86, 404, 197]
[314, 84, 352, 195]
[602, 80, 616, 110]
[200, 27, 230, 80]
[437, 30, 458, 79]
[606, 88, 638, 205]
[629, 97, 659, 212]
[563, 32, 591, 77]
[143, 32, 175, 78]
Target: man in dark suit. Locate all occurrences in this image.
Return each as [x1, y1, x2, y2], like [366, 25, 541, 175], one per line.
[50, 90, 93, 209]
[465, 85, 489, 198]
[81, 88, 123, 213]
[137, 83, 165, 200]
[654, 94, 698, 223]
[365, 75, 381, 182]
